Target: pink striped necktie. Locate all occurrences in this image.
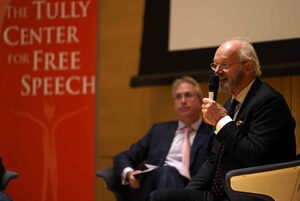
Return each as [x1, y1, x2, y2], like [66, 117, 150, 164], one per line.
[182, 126, 192, 179]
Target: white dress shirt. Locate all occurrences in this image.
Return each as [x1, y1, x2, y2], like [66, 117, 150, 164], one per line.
[164, 117, 202, 176]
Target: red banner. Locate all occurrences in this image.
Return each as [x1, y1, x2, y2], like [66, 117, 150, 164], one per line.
[0, 0, 98, 200]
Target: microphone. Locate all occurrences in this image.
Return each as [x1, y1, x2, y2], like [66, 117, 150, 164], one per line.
[208, 75, 219, 101]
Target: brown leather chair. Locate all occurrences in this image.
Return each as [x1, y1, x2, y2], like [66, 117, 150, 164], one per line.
[226, 159, 300, 201]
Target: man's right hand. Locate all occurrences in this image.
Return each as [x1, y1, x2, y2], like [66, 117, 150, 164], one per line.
[127, 170, 142, 189]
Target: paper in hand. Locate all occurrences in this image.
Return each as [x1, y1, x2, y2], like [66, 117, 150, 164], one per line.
[132, 166, 159, 179]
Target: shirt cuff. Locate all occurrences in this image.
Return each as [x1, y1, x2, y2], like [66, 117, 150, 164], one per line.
[121, 167, 134, 185]
[214, 115, 232, 135]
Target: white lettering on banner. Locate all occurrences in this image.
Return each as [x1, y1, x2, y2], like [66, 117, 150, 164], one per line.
[3, 26, 79, 46]
[8, 53, 30, 64]
[6, 6, 29, 19]
[32, 0, 91, 20]
[33, 50, 81, 71]
[2, 1, 96, 98]
[21, 75, 95, 96]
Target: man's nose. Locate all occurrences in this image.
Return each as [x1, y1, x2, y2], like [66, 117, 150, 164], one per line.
[214, 65, 224, 74]
[180, 96, 187, 102]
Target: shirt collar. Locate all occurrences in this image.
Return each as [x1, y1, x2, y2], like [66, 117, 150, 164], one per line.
[232, 79, 255, 105]
[178, 117, 202, 131]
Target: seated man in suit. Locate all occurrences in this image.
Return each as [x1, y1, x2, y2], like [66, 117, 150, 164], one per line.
[114, 76, 213, 201]
[152, 37, 296, 201]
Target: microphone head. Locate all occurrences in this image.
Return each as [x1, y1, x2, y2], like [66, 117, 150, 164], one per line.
[209, 74, 219, 92]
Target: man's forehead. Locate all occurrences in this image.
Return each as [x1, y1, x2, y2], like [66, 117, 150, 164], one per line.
[214, 42, 240, 61]
[176, 82, 195, 92]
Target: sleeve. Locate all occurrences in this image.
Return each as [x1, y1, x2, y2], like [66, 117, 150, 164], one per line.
[217, 95, 295, 166]
[215, 116, 232, 134]
[113, 125, 155, 178]
[121, 167, 134, 185]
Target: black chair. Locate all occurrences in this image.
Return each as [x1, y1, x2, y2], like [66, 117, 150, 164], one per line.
[226, 159, 300, 201]
[0, 169, 18, 190]
[96, 167, 127, 201]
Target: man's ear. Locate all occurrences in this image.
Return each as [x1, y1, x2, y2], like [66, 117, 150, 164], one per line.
[244, 61, 254, 74]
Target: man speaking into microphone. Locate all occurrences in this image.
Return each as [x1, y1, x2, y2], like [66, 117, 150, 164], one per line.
[152, 37, 296, 201]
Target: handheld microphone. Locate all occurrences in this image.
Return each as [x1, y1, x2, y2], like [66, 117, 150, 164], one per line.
[208, 75, 219, 101]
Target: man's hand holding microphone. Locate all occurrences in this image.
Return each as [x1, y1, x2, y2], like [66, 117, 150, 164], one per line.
[202, 75, 227, 127]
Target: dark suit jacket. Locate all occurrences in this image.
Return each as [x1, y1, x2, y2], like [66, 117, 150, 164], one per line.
[114, 120, 212, 178]
[186, 78, 296, 201]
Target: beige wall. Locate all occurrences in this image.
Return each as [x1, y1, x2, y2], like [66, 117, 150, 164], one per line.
[96, 1, 300, 201]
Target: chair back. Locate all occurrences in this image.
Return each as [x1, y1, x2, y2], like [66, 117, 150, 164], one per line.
[226, 160, 300, 201]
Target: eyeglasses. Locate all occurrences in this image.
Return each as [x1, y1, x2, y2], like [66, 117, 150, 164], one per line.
[175, 92, 197, 101]
[210, 61, 246, 71]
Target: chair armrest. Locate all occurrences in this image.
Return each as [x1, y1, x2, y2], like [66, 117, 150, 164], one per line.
[96, 167, 118, 190]
[1, 170, 19, 190]
[96, 167, 126, 201]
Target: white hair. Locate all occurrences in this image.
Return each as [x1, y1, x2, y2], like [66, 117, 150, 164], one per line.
[229, 36, 262, 77]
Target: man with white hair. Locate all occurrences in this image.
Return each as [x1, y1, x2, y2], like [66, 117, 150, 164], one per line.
[152, 37, 296, 201]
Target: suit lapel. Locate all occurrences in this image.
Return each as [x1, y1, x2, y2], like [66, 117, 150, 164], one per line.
[160, 122, 178, 165]
[223, 79, 262, 121]
[189, 122, 210, 166]
[235, 78, 262, 120]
